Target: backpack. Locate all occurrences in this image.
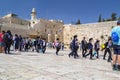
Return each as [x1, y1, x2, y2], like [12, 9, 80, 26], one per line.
[111, 32, 119, 43]
[70, 42, 73, 49]
[55, 42, 61, 48]
[85, 43, 89, 49]
[3, 33, 12, 44]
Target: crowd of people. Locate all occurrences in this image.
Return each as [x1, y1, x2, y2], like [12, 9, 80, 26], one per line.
[0, 21, 120, 71]
[0, 30, 64, 54]
[0, 30, 49, 54]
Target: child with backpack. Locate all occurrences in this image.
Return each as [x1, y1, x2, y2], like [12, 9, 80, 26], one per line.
[55, 38, 61, 55]
[84, 38, 93, 60]
[94, 39, 100, 59]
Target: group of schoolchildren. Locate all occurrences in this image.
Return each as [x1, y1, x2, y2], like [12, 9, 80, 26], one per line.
[67, 35, 118, 70]
[67, 21, 120, 71]
[80, 36, 113, 62]
[0, 30, 47, 54]
[69, 36, 101, 60]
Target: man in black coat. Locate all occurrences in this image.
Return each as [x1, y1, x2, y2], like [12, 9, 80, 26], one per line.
[3, 30, 13, 54]
[69, 35, 79, 59]
[81, 37, 87, 57]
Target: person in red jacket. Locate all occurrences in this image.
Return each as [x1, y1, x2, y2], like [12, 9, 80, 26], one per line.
[0, 31, 5, 53]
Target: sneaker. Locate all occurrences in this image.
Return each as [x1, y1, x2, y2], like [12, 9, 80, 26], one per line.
[117, 65, 120, 71]
[68, 54, 71, 58]
[112, 64, 118, 70]
[56, 53, 58, 55]
[103, 58, 106, 60]
[107, 60, 111, 62]
[90, 58, 94, 60]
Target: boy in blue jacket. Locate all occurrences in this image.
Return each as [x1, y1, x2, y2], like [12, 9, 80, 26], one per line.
[85, 38, 93, 60]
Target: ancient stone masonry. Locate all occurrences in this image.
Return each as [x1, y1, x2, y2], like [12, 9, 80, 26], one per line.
[63, 21, 117, 47]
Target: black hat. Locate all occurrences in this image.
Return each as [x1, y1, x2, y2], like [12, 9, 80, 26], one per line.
[117, 20, 120, 25]
[73, 35, 77, 38]
[89, 38, 93, 42]
[56, 38, 59, 40]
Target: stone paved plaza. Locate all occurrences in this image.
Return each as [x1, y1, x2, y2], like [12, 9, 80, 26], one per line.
[0, 49, 120, 80]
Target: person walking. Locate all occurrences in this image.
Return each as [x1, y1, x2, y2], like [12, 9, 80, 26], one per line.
[42, 39, 46, 53]
[103, 38, 112, 62]
[94, 39, 100, 59]
[14, 34, 20, 52]
[19, 35, 23, 51]
[111, 21, 120, 70]
[55, 38, 61, 55]
[84, 38, 93, 60]
[3, 30, 13, 54]
[75, 39, 79, 58]
[25, 37, 29, 51]
[69, 35, 79, 59]
[38, 38, 43, 53]
[68, 41, 74, 57]
[81, 37, 87, 57]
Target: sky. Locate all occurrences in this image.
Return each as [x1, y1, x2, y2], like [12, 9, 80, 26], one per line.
[0, 0, 120, 24]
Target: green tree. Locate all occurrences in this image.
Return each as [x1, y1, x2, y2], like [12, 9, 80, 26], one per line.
[98, 14, 102, 22]
[111, 13, 117, 21]
[106, 18, 111, 21]
[118, 16, 120, 20]
[76, 19, 81, 25]
[102, 18, 105, 22]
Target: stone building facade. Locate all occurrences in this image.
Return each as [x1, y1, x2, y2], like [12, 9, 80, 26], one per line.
[29, 8, 64, 42]
[1, 13, 30, 25]
[30, 19, 64, 42]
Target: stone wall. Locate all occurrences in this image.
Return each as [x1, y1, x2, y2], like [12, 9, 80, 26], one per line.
[63, 21, 117, 47]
